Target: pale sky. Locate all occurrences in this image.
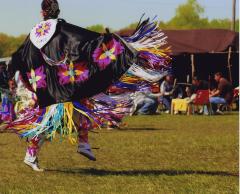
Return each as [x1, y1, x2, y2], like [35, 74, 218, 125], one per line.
[0, 0, 239, 36]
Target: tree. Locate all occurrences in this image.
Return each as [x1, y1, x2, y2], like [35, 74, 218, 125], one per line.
[121, 0, 239, 31]
[86, 24, 105, 33]
[0, 33, 26, 58]
[167, 0, 207, 29]
[0, 33, 9, 57]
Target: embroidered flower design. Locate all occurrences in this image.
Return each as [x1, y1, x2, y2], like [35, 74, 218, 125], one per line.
[58, 61, 89, 85]
[27, 66, 47, 91]
[93, 39, 124, 70]
[35, 22, 51, 37]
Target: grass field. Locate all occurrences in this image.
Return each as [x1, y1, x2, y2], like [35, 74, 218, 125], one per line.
[0, 113, 238, 194]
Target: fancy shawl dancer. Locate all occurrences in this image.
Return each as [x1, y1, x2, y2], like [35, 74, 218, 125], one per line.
[8, 0, 171, 171]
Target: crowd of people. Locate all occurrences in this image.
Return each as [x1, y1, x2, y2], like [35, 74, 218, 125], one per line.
[131, 72, 237, 116]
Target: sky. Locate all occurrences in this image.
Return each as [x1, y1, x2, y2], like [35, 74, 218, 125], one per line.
[0, 0, 239, 36]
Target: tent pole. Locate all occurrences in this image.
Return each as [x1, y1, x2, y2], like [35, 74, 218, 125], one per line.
[208, 75, 211, 90]
[231, 0, 236, 31]
[227, 46, 233, 84]
[191, 54, 195, 79]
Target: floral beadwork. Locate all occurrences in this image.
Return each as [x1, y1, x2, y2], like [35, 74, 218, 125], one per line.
[27, 66, 47, 91]
[35, 22, 51, 37]
[58, 61, 89, 85]
[93, 39, 124, 70]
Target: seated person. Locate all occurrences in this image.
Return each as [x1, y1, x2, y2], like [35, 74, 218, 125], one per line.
[131, 92, 158, 115]
[159, 74, 174, 113]
[186, 77, 209, 102]
[210, 72, 233, 114]
[187, 76, 209, 97]
[186, 77, 209, 114]
[151, 75, 183, 114]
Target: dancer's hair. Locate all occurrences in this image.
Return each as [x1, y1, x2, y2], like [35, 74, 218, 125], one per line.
[41, 0, 60, 20]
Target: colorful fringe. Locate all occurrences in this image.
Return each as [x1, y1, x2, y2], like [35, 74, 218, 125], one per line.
[9, 102, 94, 144]
[8, 17, 171, 142]
[109, 17, 172, 94]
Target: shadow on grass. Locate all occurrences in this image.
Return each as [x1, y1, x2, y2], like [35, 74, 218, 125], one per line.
[46, 168, 238, 177]
[118, 127, 173, 131]
[0, 143, 8, 146]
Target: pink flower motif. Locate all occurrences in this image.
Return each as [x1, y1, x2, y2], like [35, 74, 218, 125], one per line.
[27, 66, 47, 91]
[58, 61, 89, 85]
[93, 39, 124, 70]
[35, 22, 51, 37]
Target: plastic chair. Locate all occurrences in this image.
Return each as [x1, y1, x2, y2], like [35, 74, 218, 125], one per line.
[191, 90, 212, 115]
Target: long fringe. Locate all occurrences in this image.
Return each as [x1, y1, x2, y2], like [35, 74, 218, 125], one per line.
[123, 17, 171, 80]
[9, 103, 97, 143]
[127, 64, 169, 82]
[8, 17, 172, 142]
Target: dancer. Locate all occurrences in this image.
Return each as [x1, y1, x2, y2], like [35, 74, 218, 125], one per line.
[8, 0, 171, 171]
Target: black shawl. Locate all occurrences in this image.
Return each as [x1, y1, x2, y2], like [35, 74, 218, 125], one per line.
[10, 19, 138, 108]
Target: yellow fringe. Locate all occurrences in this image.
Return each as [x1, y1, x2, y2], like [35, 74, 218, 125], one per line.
[137, 46, 172, 59]
[120, 74, 143, 84]
[14, 102, 98, 144]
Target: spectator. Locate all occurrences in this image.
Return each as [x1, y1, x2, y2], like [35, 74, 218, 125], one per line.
[159, 75, 174, 113]
[131, 92, 158, 115]
[190, 76, 209, 94]
[186, 77, 209, 101]
[186, 77, 209, 114]
[210, 72, 233, 114]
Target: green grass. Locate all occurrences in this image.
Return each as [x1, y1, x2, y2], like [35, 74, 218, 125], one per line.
[0, 113, 238, 194]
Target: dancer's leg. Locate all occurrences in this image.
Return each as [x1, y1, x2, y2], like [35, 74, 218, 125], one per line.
[24, 135, 45, 171]
[26, 136, 45, 157]
[73, 112, 96, 161]
[78, 115, 89, 144]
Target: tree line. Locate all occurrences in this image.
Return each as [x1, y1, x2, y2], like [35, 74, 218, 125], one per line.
[0, 0, 238, 58]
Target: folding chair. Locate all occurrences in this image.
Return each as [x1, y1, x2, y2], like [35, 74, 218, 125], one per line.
[192, 90, 212, 115]
[171, 98, 189, 115]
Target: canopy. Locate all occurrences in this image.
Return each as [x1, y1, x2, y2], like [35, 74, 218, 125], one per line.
[164, 29, 239, 55]
[119, 29, 239, 55]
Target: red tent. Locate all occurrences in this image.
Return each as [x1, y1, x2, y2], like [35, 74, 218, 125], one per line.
[164, 29, 238, 55]
[118, 29, 239, 86]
